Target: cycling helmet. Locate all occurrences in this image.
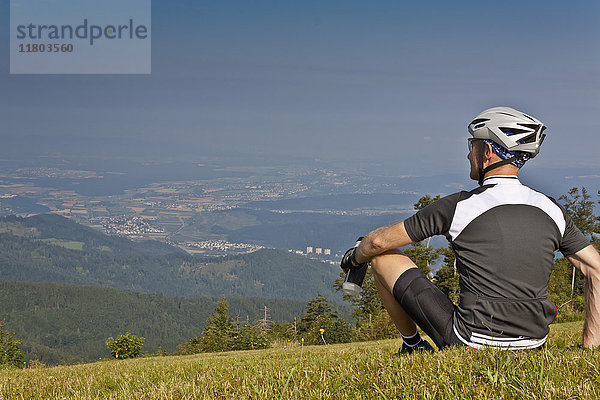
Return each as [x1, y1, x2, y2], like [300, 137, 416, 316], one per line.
[468, 106, 546, 158]
[468, 107, 547, 185]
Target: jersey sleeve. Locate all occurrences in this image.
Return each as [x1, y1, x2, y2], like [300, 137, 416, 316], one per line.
[559, 208, 591, 256]
[404, 192, 461, 242]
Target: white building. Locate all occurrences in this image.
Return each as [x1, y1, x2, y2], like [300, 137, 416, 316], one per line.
[324, 249, 331, 255]
[306, 246, 313, 254]
[316, 248, 322, 254]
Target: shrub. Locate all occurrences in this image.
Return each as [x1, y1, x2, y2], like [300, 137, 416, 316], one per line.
[105, 332, 145, 359]
[297, 294, 353, 345]
[353, 310, 399, 342]
[177, 297, 271, 354]
[231, 323, 269, 351]
[176, 336, 201, 355]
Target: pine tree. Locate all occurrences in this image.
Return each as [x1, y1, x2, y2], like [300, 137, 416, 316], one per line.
[298, 293, 336, 333]
[549, 257, 584, 315]
[231, 317, 269, 351]
[405, 195, 442, 276]
[434, 245, 460, 304]
[199, 295, 235, 352]
[333, 269, 397, 341]
[298, 293, 351, 345]
[0, 321, 24, 367]
[334, 269, 384, 321]
[559, 187, 597, 297]
[560, 187, 596, 237]
[404, 242, 439, 277]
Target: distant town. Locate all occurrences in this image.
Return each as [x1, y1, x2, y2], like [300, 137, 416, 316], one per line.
[0, 160, 413, 262]
[1, 155, 596, 265]
[291, 246, 340, 266]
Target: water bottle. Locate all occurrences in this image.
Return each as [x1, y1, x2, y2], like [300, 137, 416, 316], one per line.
[342, 264, 368, 296]
[342, 238, 368, 296]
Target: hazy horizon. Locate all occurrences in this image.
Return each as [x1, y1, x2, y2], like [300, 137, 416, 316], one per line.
[1, 0, 599, 176]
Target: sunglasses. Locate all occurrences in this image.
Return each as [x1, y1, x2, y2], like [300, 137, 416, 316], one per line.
[467, 138, 482, 153]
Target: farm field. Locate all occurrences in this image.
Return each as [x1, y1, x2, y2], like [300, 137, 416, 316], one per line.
[0, 321, 598, 399]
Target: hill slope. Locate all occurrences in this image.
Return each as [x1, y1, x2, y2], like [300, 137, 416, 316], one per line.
[0, 215, 341, 301]
[0, 280, 310, 365]
[0, 322, 596, 399]
[0, 214, 183, 256]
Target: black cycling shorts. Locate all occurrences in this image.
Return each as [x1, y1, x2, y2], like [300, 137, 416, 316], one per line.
[392, 268, 463, 349]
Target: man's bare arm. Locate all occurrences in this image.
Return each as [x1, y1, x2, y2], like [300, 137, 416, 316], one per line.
[354, 221, 415, 264]
[567, 244, 600, 349]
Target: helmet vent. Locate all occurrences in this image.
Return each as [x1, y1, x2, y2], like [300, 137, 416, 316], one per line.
[499, 127, 529, 136]
[517, 123, 541, 131]
[470, 118, 489, 126]
[518, 134, 537, 144]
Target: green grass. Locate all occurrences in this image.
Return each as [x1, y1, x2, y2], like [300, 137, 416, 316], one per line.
[1, 321, 598, 399]
[39, 239, 85, 251]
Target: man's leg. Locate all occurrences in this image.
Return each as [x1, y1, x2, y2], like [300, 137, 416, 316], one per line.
[371, 250, 461, 351]
[370, 250, 419, 336]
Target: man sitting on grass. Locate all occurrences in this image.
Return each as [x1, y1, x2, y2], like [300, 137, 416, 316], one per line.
[341, 106, 600, 353]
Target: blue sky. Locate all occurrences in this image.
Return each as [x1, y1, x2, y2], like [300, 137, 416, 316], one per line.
[1, 0, 599, 175]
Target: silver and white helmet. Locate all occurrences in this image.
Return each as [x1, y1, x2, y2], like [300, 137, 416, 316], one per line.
[468, 106, 547, 158]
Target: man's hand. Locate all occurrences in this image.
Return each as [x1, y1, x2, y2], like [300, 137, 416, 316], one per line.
[340, 237, 368, 272]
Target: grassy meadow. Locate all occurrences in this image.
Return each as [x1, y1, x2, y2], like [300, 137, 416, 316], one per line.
[39, 239, 85, 251]
[1, 321, 598, 399]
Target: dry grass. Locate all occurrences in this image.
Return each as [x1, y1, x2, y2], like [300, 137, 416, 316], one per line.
[0, 321, 598, 399]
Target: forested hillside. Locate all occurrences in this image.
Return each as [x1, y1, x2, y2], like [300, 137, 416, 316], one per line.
[0, 214, 183, 256]
[0, 215, 340, 300]
[0, 280, 309, 365]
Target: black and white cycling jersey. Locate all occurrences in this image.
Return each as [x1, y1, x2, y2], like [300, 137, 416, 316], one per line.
[404, 175, 590, 349]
